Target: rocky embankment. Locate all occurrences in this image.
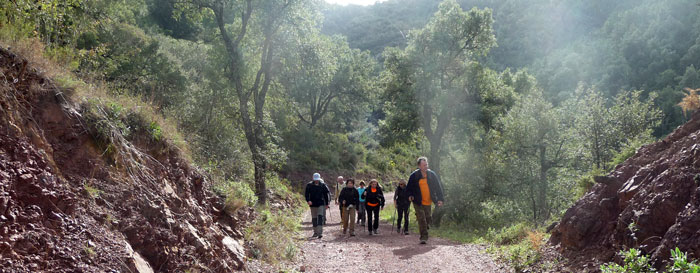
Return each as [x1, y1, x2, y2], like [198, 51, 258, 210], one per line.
[550, 111, 700, 269]
[0, 47, 247, 272]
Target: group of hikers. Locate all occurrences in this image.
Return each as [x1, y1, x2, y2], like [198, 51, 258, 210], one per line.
[304, 156, 444, 244]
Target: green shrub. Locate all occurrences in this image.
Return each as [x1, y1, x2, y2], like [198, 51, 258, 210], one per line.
[610, 136, 652, 169]
[221, 181, 258, 214]
[244, 206, 304, 264]
[601, 248, 656, 273]
[668, 247, 700, 273]
[486, 222, 530, 245]
[573, 168, 605, 199]
[601, 247, 700, 273]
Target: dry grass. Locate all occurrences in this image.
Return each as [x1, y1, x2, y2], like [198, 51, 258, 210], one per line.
[526, 230, 545, 252]
[679, 87, 700, 117]
[0, 32, 192, 162]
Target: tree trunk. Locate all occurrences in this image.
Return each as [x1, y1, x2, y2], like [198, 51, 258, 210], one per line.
[252, 150, 267, 204]
[211, 1, 271, 205]
[429, 136, 442, 175]
[538, 144, 549, 224]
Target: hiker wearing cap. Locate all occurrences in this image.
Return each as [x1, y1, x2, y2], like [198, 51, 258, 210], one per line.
[406, 156, 444, 244]
[356, 181, 367, 226]
[362, 179, 384, 235]
[334, 176, 344, 220]
[305, 173, 330, 238]
[338, 179, 359, 236]
[394, 179, 410, 235]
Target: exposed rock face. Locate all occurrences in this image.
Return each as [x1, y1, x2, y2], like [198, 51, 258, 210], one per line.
[550, 110, 700, 269]
[0, 47, 246, 271]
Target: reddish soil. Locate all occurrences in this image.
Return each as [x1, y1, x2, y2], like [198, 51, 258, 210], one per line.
[550, 110, 700, 270]
[298, 193, 509, 273]
[0, 47, 248, 272]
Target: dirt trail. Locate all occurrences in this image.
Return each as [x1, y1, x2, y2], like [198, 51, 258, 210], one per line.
[299, 193, 508, 273]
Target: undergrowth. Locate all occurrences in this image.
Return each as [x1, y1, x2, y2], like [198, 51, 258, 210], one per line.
[601, 247, 700, 273]
[244, 194, 305, 265]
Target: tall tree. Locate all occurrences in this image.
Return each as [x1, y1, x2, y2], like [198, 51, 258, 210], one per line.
[498, 89, 566, 225]
[565, 87, 662, 171]
[280, 34, 376, 129]
[384, 0, 496, 174]
[186, 0, 313, 204]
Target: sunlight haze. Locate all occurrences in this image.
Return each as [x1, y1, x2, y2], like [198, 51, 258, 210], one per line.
[325, 0, 383, 6]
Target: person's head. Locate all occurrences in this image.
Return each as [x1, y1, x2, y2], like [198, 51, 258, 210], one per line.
[417, 156, 429, 172]
[359, 181, 366, 188]
[370, 179, 379, 189]
[398, 179, 406, 188]
[346, 178, 355, 188]
[313, 173, 321, 183]
[337, 176, 344, 183]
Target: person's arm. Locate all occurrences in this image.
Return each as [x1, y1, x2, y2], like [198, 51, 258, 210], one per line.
[353, 189, 360, 208]
[379, 188, 385, 208]
[305, 184, 311, 203]
[434, 171, 445, 202]
[323, 184, 330, 206]
[406, 173, 415, 202]
[340, 189, 348, 207]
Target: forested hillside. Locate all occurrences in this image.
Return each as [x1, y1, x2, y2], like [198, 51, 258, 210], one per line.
[3, 0, 700, 271]
[323, 0, 700, 134]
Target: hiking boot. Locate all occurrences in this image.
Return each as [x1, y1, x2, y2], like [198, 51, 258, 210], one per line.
[311, 233, 319, 238]
[403, 230, 409, 235]
[373, 230, 379, 235]
[318, 235, 323, 239]
[350, 231, 356, 236]
[368, 231, 373, 236]
[420, 240, 426, 244]
[397, 228, 401, 234]
[343, 229, 347, 235]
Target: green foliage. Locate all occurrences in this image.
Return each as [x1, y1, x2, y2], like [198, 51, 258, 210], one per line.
[485, 222, 530, 245]
[573, 168, 605, 199]
[218, 181, 258, 214]
[244, 205, 305, 264]
[610, 136, 651, 168]
[280, 34, 378, 130]
[83, 183, 102, 198]
[601, 247, 700, 273]
[147, 0, 204, 40]
[601, 249, 657, 273]
[565, 87, 661, 171]
[485, 223, 547, 272]
[669, 247, 700, 273]
[282, 126, 365, 173]
[78, 23, 188, 108]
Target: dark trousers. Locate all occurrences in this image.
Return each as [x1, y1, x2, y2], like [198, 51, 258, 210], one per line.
[366, 205, 380, 232]
[397, 205, 409, 231]
[414, 204, 432, 241]
[357, 202, 366, 224]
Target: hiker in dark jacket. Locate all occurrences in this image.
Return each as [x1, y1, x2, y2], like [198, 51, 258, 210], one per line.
[362, 179, 385, 235]
[394, 179, 410, 235]
[305, 173, 330, 238]
[338, 179, 359, 236]
[406, 157, 444, 244]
